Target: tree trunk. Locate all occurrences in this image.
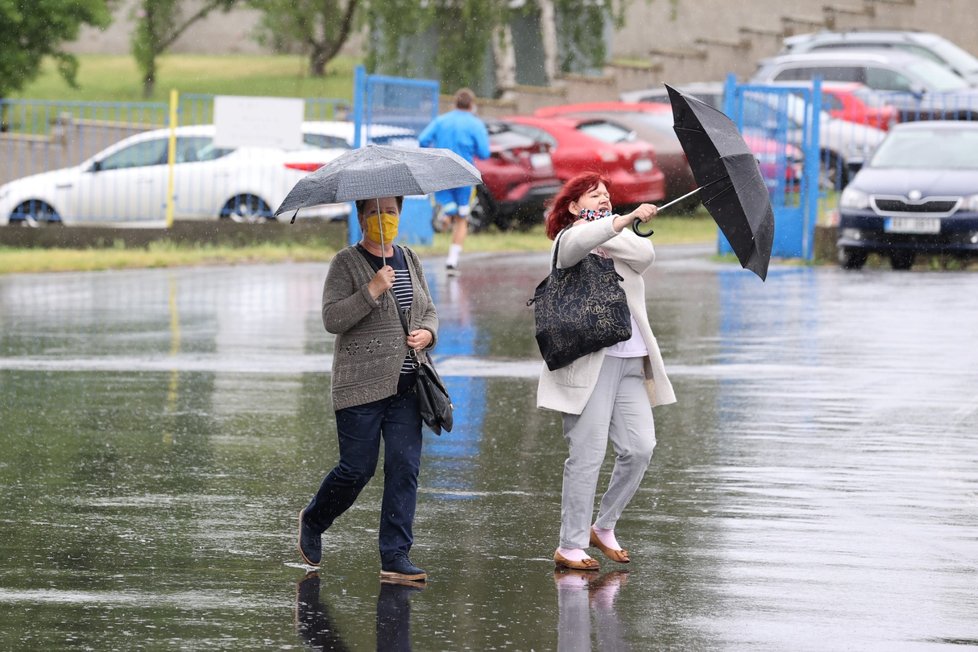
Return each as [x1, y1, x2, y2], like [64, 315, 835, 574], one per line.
[142, 60, 156, 98]
[538, 0, 559, 84]
[491, 23, 517, 100]
[310, 45, 328, 77]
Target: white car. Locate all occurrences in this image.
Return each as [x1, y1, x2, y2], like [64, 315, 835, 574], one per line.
[0, 124, 350, 227]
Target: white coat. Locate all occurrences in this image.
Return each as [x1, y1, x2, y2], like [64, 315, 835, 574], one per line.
[536, 217, 677, 414]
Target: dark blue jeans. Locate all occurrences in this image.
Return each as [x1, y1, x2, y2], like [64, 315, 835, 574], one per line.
[304, 373, 423, 564]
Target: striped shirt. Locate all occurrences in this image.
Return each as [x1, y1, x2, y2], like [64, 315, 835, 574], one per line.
[358, 245, 417, 374]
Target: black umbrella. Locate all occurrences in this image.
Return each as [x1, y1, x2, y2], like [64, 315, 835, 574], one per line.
[633, 84, 774, 281]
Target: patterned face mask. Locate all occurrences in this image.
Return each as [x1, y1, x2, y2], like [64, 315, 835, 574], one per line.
[579, 208, 613, 222]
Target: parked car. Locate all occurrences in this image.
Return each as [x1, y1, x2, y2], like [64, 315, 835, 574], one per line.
[533, 101, 805, 200]
[620, 82, 725, 110]
[534, 102, 696, 202]
[0, 124, 349, 226]
[454, 119, 562, 231]
[812, 81, 898, 130]
[501, 115, 666, 206]
[750, 50, 978, 122]
[738, 89, 886, 188]
[619, 82, 882, 188]
[836, 121, 978, 270]
[779, 30, 978, 86]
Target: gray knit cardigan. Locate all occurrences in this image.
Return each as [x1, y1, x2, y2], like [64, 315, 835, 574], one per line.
[322, 245, 439, 411]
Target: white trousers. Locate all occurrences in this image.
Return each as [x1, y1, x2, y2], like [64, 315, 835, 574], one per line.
[559, 356, 656, 550]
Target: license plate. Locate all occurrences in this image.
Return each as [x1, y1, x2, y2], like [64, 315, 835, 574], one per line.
[633, 158, 653, 173]
[529, 152, 552, 169]
[884, 217, 940, 234]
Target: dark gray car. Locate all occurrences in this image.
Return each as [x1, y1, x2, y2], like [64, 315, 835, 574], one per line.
[836, 121, 978, 270]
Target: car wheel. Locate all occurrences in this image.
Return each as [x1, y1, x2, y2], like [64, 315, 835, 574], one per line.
[469, 187, 492, 233]
[890, 251, 915, 270]
[837, 247, 868, 270]
[10, 200, 62, 227]
[221, 195, 272, 223]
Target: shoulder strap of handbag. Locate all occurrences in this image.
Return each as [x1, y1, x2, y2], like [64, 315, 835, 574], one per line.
[552, 226, 570, 269]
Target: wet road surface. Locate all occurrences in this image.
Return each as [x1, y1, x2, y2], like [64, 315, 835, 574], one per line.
[1, 245, 977, 650]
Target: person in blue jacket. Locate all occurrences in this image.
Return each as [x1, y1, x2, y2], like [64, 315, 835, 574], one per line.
[418, 88, 490, 275]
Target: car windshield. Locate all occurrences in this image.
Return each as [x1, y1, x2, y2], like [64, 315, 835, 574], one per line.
[906, 58, 970, 91]
[871, 128, 978, 169]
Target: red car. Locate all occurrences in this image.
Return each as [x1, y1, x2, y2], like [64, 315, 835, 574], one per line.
[501, 115, 666, 207]
[431, 119, 562, 232]
[818, 82, 899, 131]
[533, 101, 802, 199]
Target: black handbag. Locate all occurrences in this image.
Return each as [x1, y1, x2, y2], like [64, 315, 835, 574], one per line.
[398, 308, 453, 435]
[527, 229, 632, 371]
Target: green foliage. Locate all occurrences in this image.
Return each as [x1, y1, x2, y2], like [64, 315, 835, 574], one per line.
[365, 0, 507, 91]
[249, 0, 361, 76]
[0, 0, 112, 100]
[130, 0, 238, 97]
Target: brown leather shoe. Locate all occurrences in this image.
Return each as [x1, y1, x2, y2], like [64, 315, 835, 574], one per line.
[589, 527, 630, 564]
[553, 550, 600, 571]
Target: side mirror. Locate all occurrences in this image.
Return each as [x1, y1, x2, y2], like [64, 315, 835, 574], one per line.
[89, 160, 102, 173]
[846, 160, 864, 177]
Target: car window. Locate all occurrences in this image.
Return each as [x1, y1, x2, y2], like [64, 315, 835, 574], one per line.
[506, 123, 558, 149]
[576, 121, 634, 144]
[871, 129, 978, 169]
[905, 58, 970, 91]
[864, 67, 916, 92]
[303, 133, 352, 149]
[176, 136, 233, 163]
[99, 139, 168, 170]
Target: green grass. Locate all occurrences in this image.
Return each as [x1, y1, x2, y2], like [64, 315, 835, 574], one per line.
[0, 216, 717, 275]
[12, 54, 359, 103]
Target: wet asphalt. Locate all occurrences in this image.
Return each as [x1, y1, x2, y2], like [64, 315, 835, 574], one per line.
[1, 243, 977, 650]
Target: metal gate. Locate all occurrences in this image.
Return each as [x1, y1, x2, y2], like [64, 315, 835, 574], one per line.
[348, 65, 441, 245]
[722, 75, 821, 261]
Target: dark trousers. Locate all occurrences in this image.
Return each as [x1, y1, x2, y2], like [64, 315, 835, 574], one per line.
[304, 373, 423, 564]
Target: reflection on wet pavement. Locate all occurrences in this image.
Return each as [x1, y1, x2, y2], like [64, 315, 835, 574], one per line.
[1, 249, 977, 649]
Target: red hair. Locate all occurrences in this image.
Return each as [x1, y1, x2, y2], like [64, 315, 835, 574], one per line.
[544, 172, 612, 240]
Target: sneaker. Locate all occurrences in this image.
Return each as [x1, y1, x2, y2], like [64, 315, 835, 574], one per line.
[297, 509, 322, 567]
[380, 554, 427, 582]
[445, 263, 460, 276]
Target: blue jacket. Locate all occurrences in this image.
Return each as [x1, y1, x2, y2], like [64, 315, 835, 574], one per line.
[418, 110, 490, 163]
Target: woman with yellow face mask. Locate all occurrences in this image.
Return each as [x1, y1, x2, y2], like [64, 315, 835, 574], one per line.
[297, 195, 439, 584]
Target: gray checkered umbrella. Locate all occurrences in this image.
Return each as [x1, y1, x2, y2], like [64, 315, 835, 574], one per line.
[273, 144, 482, 220]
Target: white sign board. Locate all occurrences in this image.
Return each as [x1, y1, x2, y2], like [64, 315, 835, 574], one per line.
[213, 95, 304, 150]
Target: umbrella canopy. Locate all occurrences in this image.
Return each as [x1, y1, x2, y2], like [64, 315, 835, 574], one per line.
[653, 84, 775, 281]
[273, 145, 482, 219]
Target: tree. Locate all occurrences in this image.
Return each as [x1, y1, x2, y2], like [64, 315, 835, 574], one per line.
[131, 0, 239, 98]
[0, 0, 112, 103]
[249, 0, 360, 77]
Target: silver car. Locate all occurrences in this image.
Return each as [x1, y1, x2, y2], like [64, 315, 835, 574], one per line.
[779, 30, 978, 86]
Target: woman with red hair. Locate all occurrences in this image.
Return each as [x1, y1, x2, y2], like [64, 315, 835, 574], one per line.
[537, 172, 676, 571]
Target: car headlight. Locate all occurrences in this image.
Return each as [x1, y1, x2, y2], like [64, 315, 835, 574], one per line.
[966, 194, 978, 212]
[840, 187, 870, 210]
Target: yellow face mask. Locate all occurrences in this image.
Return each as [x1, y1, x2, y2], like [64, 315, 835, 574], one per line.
[364, 212, 399, 244]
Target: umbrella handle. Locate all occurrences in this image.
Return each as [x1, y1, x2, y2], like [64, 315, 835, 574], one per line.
[631, 185, 704, 238]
